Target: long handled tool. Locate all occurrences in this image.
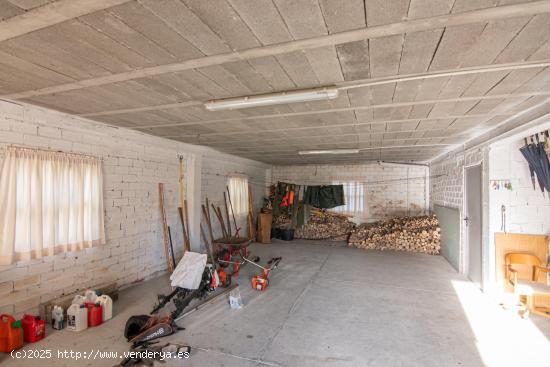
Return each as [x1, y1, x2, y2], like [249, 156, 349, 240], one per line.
[226, 186, 240, 237]
[223, 192, 232, 237]
[178, 207, 190, 253]
[211, 203, 229, 238]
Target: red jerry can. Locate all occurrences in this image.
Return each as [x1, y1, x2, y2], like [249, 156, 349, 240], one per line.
[21, 314, 45, 343]
[0, 314, 23, 352]
[85, 303, 103, 327]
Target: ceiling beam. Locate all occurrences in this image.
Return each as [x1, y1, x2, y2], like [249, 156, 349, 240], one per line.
[0, 0, 132, 42]
[132, 91, 549, 130]
[189, 138, 462, 153]
[239, 146, 449, 155]
[77, 60, 550, 117]
[3, 1, 550, 100]
[158, 113, 509, 139]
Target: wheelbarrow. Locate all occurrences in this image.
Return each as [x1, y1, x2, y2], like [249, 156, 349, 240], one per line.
[213, 237, 255, 279]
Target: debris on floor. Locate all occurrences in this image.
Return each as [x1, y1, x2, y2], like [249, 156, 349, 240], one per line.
[348, 215, 441, 254]
[295, 210, 356, 241]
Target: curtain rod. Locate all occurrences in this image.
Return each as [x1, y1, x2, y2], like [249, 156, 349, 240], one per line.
[7, 144, 101, 160]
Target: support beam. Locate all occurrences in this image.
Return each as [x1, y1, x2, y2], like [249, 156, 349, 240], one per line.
[78, 60, 550, 118]
[0, 0, 132, 42]
[193, 138, 464, 153]
[3, 1, 550, 100]
[132, 91, 550, 130]
[159, 113, 510, 139]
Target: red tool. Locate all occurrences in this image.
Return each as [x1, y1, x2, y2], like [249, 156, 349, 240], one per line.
[243, 257, 282, 291]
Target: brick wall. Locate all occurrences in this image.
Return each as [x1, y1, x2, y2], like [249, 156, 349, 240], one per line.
[0, 100, 269, 318]
[489, 140, 550, 235]
[272, 163, 429, 222]
[429, 148, 485, 210]
[199, 150, 270, 241]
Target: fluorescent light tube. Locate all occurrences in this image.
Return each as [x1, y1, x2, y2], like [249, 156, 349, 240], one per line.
[204, 87, 339, 111]
[298, 149, 360, 155]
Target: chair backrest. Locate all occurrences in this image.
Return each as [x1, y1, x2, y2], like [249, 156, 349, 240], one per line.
[505, 252, 541, 267]
[505, 252, 541, 281]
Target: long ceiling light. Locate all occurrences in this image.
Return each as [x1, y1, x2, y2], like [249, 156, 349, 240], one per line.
[298, 149, 360, 155]
[204, 87, 339, 111]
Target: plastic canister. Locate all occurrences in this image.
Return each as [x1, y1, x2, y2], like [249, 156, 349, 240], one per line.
[67, 304, 88, 332]
[21, 315, 45, 343]
[0, 315, 23, 352]
[72, 295, 85, 305]
[84, 290, 98, 303]
[51, 306, 64, 330]
[85, 303, 103, 327]
[96, 295, 113, 321]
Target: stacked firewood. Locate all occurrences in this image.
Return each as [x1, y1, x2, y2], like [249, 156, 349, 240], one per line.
[273, 213, 291, 229]
[295, 210, 356, 241]
[348, 215, 440, 255]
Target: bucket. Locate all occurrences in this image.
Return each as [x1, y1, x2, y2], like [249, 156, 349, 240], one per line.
[280, 229, 295, 241]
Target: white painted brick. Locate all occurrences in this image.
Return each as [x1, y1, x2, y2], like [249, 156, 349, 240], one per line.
[0, 99, 269, 316]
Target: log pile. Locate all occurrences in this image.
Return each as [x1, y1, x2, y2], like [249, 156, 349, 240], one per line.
[348, 215, 440, 254]
[295, 210, 356, 241]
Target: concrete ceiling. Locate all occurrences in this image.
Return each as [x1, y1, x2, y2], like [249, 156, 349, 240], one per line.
[1, 0, 550, 164]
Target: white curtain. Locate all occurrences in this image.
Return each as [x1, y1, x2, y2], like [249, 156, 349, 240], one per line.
[0, 147, 105, 265]
[331, 181, 368, 219]
[228, 176, 249, 217]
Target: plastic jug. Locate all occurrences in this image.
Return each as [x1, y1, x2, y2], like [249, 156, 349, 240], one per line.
[21, 315, 45, 343]
[85, 303, 103, 327]
[96, 295, 113, 321]
[67, 304, 87, 332]
[0, 314, 23, 352]
[84, 290, 98, 303]
[72, 294, 85, 305]
[51, 306, 64, 330]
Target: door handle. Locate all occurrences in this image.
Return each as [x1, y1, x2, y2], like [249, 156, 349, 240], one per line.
[463, 216, 470, 226]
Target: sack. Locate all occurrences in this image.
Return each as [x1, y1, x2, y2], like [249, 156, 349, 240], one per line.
[170, 252, 207, 289]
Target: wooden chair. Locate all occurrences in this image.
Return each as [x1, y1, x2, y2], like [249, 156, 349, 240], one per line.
[505, 252, 550, 318]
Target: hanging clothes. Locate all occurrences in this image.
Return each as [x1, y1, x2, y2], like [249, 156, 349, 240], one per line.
[304, 185, 345, 209]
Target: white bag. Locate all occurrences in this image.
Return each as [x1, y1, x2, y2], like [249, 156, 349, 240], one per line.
[170, 251, 207, 289]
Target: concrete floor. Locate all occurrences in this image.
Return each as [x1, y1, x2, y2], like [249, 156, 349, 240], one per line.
[2, 239, 550, 367]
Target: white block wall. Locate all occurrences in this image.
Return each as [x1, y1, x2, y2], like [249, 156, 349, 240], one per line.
[489, 140, 550, 236]
[0, 100, 269, 318]
[199, 150, 270, 242]
[272, 163, 429, 221]
[430, 149, 485, 210]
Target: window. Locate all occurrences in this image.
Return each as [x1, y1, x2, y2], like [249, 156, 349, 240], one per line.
[331, 181, 368, 219]
[0, 147, 105, 265]
[227, 176, 249, 217]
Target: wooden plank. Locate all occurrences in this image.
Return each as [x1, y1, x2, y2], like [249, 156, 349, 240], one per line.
[6, 1, 550, 99]
[158, 183, 175, 273]
[0, 0, 132, 42]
